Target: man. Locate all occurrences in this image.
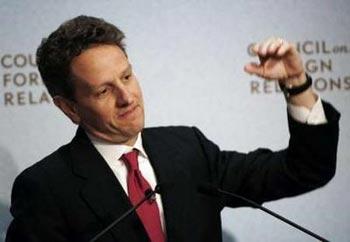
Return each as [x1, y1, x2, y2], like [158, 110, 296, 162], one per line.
[6, 15, 339, 242]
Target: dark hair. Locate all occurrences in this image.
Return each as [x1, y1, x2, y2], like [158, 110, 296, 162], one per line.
[36, 15, 126, 99]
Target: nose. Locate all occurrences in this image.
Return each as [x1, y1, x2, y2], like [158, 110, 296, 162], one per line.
[116, 84, 133, 108]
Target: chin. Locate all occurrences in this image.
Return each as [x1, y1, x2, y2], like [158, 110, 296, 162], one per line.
[130, 117, 145, 132]
[125, 124, 144, 137]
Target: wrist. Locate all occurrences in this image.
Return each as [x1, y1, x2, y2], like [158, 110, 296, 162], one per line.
[283, 72, 307, 87]
[280, 72, 312, 97]
[280, 73, 317, 109]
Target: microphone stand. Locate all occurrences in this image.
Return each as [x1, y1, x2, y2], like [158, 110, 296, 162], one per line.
[198, 184, 330, 242]
[89, 187, 158, 242]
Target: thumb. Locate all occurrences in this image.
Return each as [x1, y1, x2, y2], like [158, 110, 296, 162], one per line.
[244, 62, 264, 77]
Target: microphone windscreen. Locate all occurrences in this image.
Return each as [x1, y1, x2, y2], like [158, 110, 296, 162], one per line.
[144, 188, 154, 197]
[154, 184, 162, 194]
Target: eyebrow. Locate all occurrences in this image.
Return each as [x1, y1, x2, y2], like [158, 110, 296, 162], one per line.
[121, 64, 132, 76]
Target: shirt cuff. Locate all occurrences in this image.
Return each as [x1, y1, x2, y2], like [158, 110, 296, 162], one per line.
[287, 95, 328, 125]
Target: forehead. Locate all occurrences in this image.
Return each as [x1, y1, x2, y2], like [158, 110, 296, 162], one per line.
[70, 44, 129, 86]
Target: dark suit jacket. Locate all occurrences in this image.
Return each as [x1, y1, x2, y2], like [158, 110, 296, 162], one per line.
[6, 102, 340, 242]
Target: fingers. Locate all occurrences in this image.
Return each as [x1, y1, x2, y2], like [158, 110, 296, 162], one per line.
[259, 37, 275, 56]
[252, 37, 292, 57]
[244, 62, 264, 77]
[246, 37, 303, 80]
[268, 38, 284, 55]
[276, 40, 292, 56]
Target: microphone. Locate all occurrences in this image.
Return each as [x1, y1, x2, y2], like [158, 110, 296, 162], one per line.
[89, 185, 161, 242]
[198, 183, 330, 242]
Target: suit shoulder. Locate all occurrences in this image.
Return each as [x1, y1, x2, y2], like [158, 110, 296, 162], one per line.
[142, 126, 211, 149]
[15, 144, 71, 184]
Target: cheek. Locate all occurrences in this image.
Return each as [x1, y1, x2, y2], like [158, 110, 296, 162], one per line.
[79, 104, 113, 124]
[133, 84, 144, 102]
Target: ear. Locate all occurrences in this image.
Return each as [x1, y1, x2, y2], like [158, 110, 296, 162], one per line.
[53, 96, 81, 124]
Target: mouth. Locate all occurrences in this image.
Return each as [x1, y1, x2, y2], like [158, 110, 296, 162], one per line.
[118, 105, 139, 119]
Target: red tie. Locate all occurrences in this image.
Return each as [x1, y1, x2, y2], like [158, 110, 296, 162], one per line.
[121, 150, 165, 242]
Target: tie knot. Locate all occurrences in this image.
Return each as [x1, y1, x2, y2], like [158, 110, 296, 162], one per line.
[121, 150, 139, 171]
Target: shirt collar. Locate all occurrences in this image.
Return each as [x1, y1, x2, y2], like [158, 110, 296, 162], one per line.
[86, 132, 148, 160]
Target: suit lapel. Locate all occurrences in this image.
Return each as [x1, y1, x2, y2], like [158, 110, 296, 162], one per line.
[69, 128, 148, 242]
[142, 128, 191, 242]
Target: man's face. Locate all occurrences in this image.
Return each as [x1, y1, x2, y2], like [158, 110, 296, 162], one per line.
[65, 44, 145, 145]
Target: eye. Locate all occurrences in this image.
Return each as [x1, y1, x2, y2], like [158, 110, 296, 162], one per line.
[96, 87, 109, 97]
[124, 73, 132, 81]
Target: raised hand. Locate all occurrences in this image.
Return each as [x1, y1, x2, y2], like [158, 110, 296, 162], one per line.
[244, 37, 317, 108]
[244, 37, 305, 81]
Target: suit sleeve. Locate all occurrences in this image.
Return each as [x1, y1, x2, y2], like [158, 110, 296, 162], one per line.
[6, 167, 69, 242]
[192, 101, 340, 207]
